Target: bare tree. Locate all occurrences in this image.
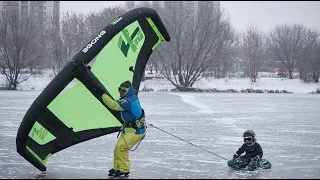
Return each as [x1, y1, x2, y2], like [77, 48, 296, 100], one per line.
[56, 7, 125, 74]
[83, 12, 101, 42]
[136, 1, 151, 8]
[60, 12, 88, 64]
[124, 1, 136, 11]
[89, 7, 125, 36]
[310, 33, 320, 83]
[240, 24, 265, 82]
[211, 21, 239, 79]
[145, 2, 163, 75]
[299, 29, 320, 83]
[148, 50, 161, 75]
[37, 16, 63, 75]
[268, 24, 310, 79]
[153, 2, 236, 91]
[0, 10, 45, 90]
[151, 1, 161, 11]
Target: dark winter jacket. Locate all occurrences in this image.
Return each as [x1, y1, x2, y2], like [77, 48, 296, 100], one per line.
[236, 142, 263, 159]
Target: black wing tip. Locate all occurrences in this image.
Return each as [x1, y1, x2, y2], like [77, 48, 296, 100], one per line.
[17, 145, 47, 172]
[126, 7, 171, 42]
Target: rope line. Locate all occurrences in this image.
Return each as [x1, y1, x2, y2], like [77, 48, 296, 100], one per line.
[147, 123, 228, 161]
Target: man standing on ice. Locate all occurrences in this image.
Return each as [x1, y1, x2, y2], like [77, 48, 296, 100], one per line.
[96, 80, 146, 177]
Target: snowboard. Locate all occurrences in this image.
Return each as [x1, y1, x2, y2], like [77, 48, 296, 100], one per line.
[228, 158, 272, 171]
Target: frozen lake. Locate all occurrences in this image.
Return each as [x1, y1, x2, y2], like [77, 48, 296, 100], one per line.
[0, 91, 320, 179]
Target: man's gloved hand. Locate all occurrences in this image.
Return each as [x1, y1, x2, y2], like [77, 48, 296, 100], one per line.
[251, 156, 260, 162]
[233, 154, 239, 159]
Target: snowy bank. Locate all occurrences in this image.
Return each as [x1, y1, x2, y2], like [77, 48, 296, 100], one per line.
[140, 77, 320, 94]
[0, 71, 319, 94]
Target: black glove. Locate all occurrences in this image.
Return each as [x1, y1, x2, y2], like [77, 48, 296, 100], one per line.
[233, 154, 239, 159]
[251, 156, 260, 162]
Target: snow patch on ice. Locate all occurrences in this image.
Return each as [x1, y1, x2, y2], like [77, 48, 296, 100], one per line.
[171, 93, 214, 114]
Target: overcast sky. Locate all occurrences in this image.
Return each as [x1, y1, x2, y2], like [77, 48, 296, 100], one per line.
[59, 1, 320, 33]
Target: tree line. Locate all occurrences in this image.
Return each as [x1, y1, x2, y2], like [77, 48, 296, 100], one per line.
[0, 1, 319, 90]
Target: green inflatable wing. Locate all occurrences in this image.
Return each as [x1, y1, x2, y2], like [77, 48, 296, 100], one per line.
[16, 7, 170, 172]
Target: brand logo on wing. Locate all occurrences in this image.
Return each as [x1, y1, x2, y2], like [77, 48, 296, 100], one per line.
[117, 27, 144, 57]
[110, 17, 123, 25]
[82, 30, 106, 53]
[31, 127, 48, 140]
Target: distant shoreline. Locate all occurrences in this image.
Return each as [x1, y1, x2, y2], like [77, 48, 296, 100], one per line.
[140, 87, 320, 94]
[0, 87, 319, 94]
[1, 72, 319, 94]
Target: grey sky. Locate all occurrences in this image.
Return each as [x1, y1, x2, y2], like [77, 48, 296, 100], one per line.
[60, 1, 320, 33]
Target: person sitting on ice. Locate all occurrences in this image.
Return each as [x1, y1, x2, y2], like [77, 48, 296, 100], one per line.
[228, 130, 264, 171]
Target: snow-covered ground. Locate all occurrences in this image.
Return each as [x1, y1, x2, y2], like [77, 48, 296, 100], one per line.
[141, 77, 320, 94]
[1, 91, 320, 179]
[0, 71, 319, 94]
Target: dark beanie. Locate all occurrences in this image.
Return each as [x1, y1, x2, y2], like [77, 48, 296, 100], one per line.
[243, 130, 256, 137]
[120, 80, 131, 88]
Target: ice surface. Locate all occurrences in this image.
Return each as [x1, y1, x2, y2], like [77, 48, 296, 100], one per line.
[0, 91, 320, 179]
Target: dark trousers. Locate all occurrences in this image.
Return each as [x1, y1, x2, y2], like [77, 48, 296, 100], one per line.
[228, 156, 259, 171]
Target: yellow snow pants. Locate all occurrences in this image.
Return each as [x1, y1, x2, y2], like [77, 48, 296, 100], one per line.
[113, 127, 145, 173]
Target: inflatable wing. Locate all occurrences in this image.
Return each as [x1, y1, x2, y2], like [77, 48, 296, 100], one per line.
[16, 7, 170, 172]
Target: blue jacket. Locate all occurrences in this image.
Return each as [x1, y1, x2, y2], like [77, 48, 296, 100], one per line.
[115, 86, 145, 134]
